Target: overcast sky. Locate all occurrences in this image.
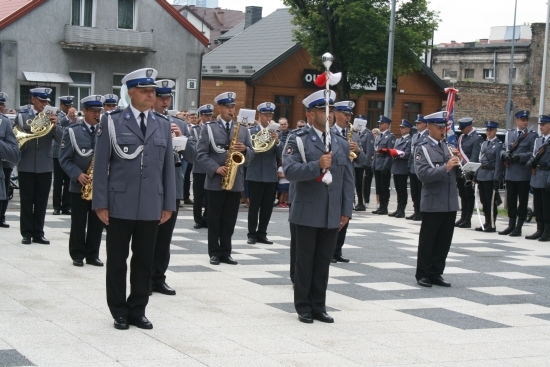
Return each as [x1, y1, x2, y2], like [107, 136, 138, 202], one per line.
[214, 0, 548, 44]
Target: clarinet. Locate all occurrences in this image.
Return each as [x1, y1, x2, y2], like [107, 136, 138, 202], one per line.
[445, 140, 473, 187]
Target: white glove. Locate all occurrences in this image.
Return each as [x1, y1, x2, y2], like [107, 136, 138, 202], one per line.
[322, 170, 333, 185]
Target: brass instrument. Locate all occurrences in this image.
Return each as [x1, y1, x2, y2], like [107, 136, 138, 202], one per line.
[221, 116, 245, 190]
[164, 108, 182, 167]
[347, 123, 357, 161]
[81, 157, 94, 200]
[251, 125, 277, 153]
[445, 141, 473, 187]
[76, 111, 84, 119]
[13, 111, 55, 149]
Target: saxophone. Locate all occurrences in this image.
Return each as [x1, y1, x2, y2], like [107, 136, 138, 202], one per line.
[221, 116, 245, 190]
[81, 157, 94, 200]
[347, 122, 357, 161]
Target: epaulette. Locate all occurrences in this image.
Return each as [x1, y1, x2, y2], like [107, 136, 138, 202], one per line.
[418, 140, 428, 146]
[68, 123, 81, 129]
[20, 106, 30, 113]
[206, 121, 217, 124]
[334, 132, 347, 140]
[0, 113, 6, 118]
[294, 129, 309, 136]
[153, 111, 168, 120]
[106, 109, 122, 115]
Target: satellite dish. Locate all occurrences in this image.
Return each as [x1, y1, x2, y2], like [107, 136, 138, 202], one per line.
[118, 84, 130, 108]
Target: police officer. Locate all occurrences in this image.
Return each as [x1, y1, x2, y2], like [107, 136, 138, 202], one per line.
[372, 116, 395, 215]
[92, 68, 176, 330]
[103, 94, 119, 113]
[525, 115, 550, 241]
[283, 90, 354, 323]
[414, 111, 460, 288]
[499, 110, 537, 236]
[16, 88, 63, 245]
[0, 92, 7, 114]
[59, 95, 105, 267]
[454, 117, 483, 228]
[388, 119, 412, 218]
[52, 96, 74, 216]
[247, 102, 281, 244]
[475, 121, 503, 233]
[196, 92, 254, 265]
[407, 115, 428, 221]
[0, 92, 17, 228]
[191, 104, 213, 229]
[0, 109, 20, 226]
[353, 115, 374, 211]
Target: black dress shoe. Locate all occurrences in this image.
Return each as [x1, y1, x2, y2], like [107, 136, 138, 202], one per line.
[52, 209, 60, 215]
[354, 204, 366, 211]
[61, 209, 71, 215]
[183, 198, 194, 205]
[330, 257, 337, 263]
[431, 276, 451, 287]
[458, 220, 471, 229]
[193, 223, 203, 229]
[298, 312, 313, 323]
[86, 258, 104, 267]
[73, 259, 84, 267]
[114, 316, 129, 330]
[21, 237, 31, 245]
[484, 227, 496, 233]
[417, 277, 432, 287]
[0, 221, 9, 228]
[475, 226, 485, 232]
[413, 213, 423, 221]
[220, 256, 238, 265]
[405, 213, 415, 220]
[32, 237, 50, 245]
[454, 218, 464, 227]
[152, 282, 176, 295]
[256, 237, 273, 244]
[210, 256, 220, 265]
[312, 312, 334, 323]
[333, 255, 350, 263]
[129, 315, 153, 329]
[247, 237, 256, 244]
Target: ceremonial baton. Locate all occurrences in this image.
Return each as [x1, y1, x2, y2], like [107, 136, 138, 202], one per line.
[491, 188, 496, 229]
[321, 52, 334, 185]
[474, 183, 484, 231]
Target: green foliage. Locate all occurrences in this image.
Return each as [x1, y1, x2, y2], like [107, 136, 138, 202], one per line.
[283, 0, 439, 98]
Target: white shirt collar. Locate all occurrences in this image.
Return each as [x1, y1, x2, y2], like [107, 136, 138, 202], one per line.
[517, 128, 525, 134]
[487, 136, 498, 142]
[467, 128, 476, 136]
[380, 129, 388, 134]
[428, 136, 442, 145]
[219, 116, 231, 126]
[312, 126, 326, 140]
[129, 104, 149, 126]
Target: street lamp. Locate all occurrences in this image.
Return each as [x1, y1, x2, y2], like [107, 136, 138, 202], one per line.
[505, 0, 518, 130]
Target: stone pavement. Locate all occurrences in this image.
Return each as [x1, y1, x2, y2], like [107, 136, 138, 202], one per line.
[1, 192, 549, 367]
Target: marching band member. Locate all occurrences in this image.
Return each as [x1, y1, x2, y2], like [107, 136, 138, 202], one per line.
[191, 104, 213, 229]
[372, 116, 395, 215]
[407, 115, 428, 221]
[93, 68, 176, 330]
[16, 87, 62, 245]
[354, 115, 374, 211]
[0, 92, 17, 228]
[196, 92, 254, 265]
[103, 94, 119, 113]
[52, 96, 73, 216]
[246, 102, 281, 245]
[389, 119, 412, 218]
[59, 95, 105, 267]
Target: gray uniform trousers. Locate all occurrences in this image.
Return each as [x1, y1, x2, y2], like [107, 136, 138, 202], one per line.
[0, 114, 20, 221]
[530, 137, 550, 226]
[476, 138, 504, 227]
[391, 135, 411, 208]
[408, 130, 428, 214]
[191, 125, 208, 226]
[52, 113, 71, 211]
[456, 130, 483, 219]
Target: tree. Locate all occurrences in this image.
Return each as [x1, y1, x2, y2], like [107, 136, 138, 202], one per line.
[283, 0, 439, 99]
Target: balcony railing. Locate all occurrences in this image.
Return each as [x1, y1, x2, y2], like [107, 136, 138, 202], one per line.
[62, 25, 153, 53]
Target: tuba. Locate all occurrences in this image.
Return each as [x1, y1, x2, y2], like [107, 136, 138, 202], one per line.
[13, 111, 55, 149]
[251, 121, 278, 153]
[221, 115, 245, 191]
[81, 157, 94, 200]
[347, 122, 357, 161]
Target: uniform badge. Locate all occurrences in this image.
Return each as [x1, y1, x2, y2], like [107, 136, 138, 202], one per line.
[151, 113, 155, 120]
[286, 146, 293, 154]
[124, 113, 131, 120]
[228, 92, 234, 98]
[96, 95, 102, 101]
[198, 132, 203, 141]
[146, 69, 154, 78]
[370, 140, 374, 144]
[82, 149, 86, 154]
[123, 147, 129, 153]
[61, 141, 66, 149]
[312, 135, 317, 142]
[97, 125, 103, 136]
[82, 127, 86, 131]
[162, 80, 169, 87]
[415, 153, 421, 161]
[391, 139, 395, 144]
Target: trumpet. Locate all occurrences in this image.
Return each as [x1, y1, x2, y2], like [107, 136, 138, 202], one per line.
[444, 141, 473, 187]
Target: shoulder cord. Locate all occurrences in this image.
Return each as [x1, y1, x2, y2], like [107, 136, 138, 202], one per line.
[295, 136, 307, 163]
[206, 124, 226, 154]
[68, 128, 93, 158]
[421, 146, 435, 168]
[108, 114, 144, 160]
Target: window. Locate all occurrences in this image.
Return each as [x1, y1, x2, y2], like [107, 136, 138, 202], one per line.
[464, 69, 475, 79]
[367, 101, 385, 130]
[403, 102, 422, 123]
[442, 69, 457, 79]
[118, 0, 135, 30]
[19, 85, 58, 107]
[483, 69, 494, 79]
[71, 0, 94, 27]
[112, 74, 124, 98]
[274, 95, 293, 123]
[69, 72, 93, 110]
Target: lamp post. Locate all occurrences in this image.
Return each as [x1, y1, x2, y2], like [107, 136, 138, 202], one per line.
[384, 0, 397, 119]
[538, 0, 550, 131]
[505, 0, 518, 129]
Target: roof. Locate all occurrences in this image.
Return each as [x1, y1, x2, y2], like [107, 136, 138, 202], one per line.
[155, 0, 209, 46]
[23, 71, 73, 83]
[202, 8, 297, 78]
[176, 5, 214, 30]
[218, 21, 244, 41]
[420, 64, 447, 91]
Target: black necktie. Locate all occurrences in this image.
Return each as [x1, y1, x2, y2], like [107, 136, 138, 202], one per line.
[90, 126, 95, 135]
[225, 122, 230, 134]
[518, 130, 524, 138]
[341, 128, 345, 136]
[322, 132, 326, 145]
[140, 113, 146, 136]
[438, 141, 442, 149]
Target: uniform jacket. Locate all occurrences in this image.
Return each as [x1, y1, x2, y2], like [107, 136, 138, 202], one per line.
[374, 130, 396, 171]
[359, 128, 375, 169]
[530, 136, 550, 189]
[391, 134, 411, 175]
[476, 138, 504, 182]
[92, 107, 176, 220]
[51, 112, 70, 158]
[501, 129, 537, 181]
[278, 130, 290, 145]
[172, 118, 195, 200]
[58, 121, 95, 193]
[414, 138, 459, 213]
[283, 128, 354, 229]
[408, 130, 428, 174]
[0, 114, 20, 200]
[190, 125, 206, 174]
[286, 126, 309, 205]
[246, 124, 281, 182]
[196, 119, 254, 192]
[457, 129, 483, 163]
[16, 106, 63, 173]
[331, 125, 368, 167]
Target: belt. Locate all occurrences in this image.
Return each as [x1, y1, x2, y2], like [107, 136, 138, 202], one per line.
[376, 153, 387, 157]
[536, 165, 550, 171]
[480, 165, 494, 170]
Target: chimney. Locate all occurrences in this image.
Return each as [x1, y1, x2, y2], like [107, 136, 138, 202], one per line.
[244, 6, 262, 30]
[215, 7, 224, 25]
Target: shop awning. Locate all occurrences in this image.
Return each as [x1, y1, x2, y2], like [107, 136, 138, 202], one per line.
[23, 72, 73, 84]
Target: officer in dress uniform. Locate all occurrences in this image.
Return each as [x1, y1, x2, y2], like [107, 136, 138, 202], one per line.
[246, 102, 281, 245]
[16, 88, 63, 245]
[525, 115, 550, 241]
[283, 90, 354, 323]
[372, 116, 395, 215]
[352, 115, 374, 211]
[92, 68, 176, 330]
[407, 115, 428, 221]
[330, 101, 366, 263]
[52, 96, 74, 216]
[414, 111, 460, 288]
[103, 94, 119, 113]
[0, 93, 17, 228]
[389, 119, 412, 218]
[191, 104, 213, 229]
[149, 79, 194, 296]
[196, 92, 254, 265]
[59, 95, 105, 267]
[454, 117, 483, 228]
[474, 121, 503, 233]
[499, 110, 537, 237]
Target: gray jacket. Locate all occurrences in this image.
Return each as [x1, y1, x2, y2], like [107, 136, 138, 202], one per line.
[476, 138, 504, 182]
[173, 118, 196, 200]
[283, 128, 354, 229]
[196, 119, 254, 192]
[92, 107, 176, 220]
[51, 112, 70, 158]
[500, 129, 537, 181]
[359, 128, 375, 169]
[331, 125, 368, 167]
[457, 129, 483, 163]
[58, 122, 95, 193]
[246, 124, 281, 182]
[0, 114, 20, 200]
[530, 136, 550, 189]
[374, 130, 396, 171]
[408, 130, 428, 174]
[391, 134, 411, 175]
[190, 125, 206, 174]
[286, 126, 308, 205]
[414, 138, 459, 213]
[16, 106, 63, 173]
